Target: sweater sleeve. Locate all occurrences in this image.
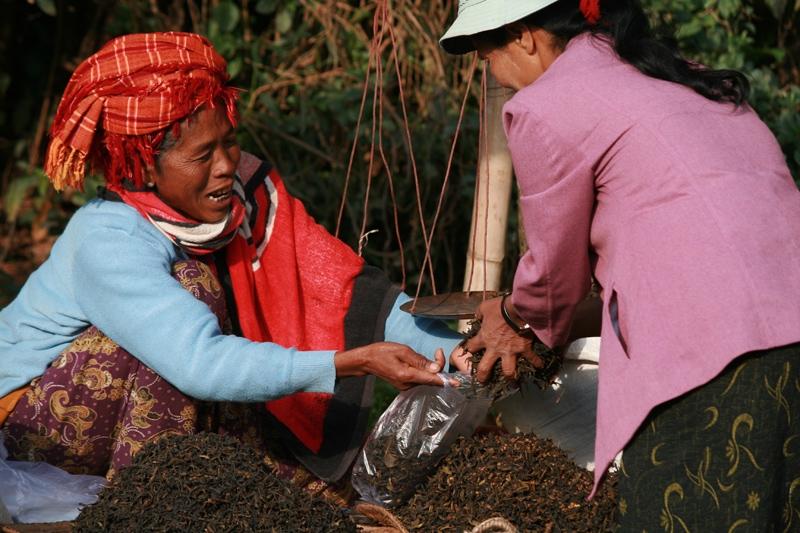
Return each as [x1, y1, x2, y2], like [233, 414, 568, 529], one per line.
[383, 293, 462, 371]
[505, 107, 594, 347]
[69, 226, 336, 402]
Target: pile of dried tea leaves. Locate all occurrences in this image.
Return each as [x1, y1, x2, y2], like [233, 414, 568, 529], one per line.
[394, 432, 617, 532]
[461, 320, 564, 401]
[75, 432, 356, 533]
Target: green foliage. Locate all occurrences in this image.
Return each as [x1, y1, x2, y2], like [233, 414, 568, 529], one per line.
[368, 379, 398, 429]
[3, 165, 48, 223]
[204, 0, 482, 291]
[643, 0, 800, 177]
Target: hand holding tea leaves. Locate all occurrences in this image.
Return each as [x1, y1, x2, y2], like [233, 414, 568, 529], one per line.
[465, 296, 544, 382]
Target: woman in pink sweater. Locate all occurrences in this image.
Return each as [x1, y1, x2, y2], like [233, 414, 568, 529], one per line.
[441, 0, 800, 529]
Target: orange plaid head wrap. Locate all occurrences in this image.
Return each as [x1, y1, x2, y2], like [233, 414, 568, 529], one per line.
[44, 32, 239, 191]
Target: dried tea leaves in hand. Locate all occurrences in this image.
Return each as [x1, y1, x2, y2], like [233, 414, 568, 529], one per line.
[461, 319, 564, 401]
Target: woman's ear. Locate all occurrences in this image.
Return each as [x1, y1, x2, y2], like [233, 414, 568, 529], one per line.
[508, 24, 538, 56]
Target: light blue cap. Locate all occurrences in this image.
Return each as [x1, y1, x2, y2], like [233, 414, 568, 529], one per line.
[439, 0, 561, 54]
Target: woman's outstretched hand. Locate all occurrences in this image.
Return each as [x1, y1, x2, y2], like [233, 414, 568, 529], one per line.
[463, 296, 544, 383]
[334, 342, 456, 390]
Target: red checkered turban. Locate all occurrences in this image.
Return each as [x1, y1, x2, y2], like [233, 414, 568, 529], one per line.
[45, 32, 239, 190]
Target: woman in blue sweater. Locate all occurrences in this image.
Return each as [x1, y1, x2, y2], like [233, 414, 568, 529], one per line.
[0, 32, 464, 500]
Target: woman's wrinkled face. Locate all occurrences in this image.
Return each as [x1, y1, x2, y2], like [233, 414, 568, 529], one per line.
[150, 105, 240, 223]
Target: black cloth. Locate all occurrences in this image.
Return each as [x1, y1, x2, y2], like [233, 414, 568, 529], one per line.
[616, 343, 800, 532]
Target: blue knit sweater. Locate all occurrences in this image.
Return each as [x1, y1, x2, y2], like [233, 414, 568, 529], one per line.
[0, 199, 460, 400]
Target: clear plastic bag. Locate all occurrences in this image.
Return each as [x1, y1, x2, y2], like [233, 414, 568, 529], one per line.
[0, 433, 106, 523]
[351, 373, 492, 508]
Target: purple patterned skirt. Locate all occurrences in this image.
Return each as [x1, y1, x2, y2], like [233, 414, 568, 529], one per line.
[1, 260, 352, 505]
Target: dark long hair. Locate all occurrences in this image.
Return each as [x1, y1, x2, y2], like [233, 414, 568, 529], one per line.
[478, 0, 750, 106]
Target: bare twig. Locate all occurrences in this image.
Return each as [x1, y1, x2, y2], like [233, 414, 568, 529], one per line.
[247, 69, 346, 111]
[243, 115, 340, 167]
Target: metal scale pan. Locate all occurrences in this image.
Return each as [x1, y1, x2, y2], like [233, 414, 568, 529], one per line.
[399, 291, 502, 320]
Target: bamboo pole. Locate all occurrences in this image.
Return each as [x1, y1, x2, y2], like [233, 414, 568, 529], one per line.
[459, 74, 515, 331]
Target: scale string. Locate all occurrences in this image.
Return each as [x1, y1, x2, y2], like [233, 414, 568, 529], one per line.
[357, 1, 387, 257]
[337, 0, 488, 311]
[335, 4, 376, 240]
[376, 13, 408, 289]
[384, 1, 437, 294]
[481, 61, 491, 300]
[412, 53, 478, 308]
